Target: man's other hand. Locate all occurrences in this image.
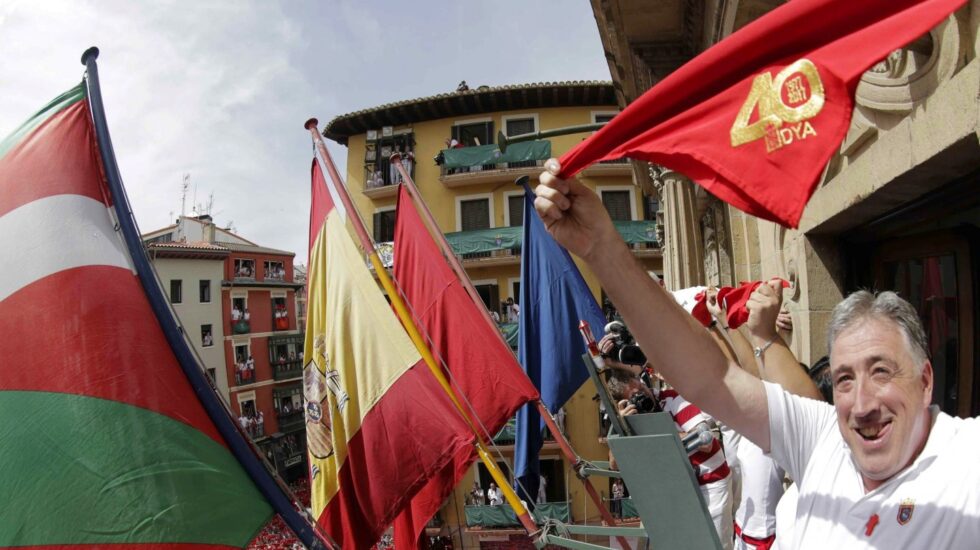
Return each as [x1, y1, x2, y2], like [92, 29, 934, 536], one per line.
[746, 279, 783, 341]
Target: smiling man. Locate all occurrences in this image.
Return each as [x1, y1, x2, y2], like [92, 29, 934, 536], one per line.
[533, 160, 980, 548]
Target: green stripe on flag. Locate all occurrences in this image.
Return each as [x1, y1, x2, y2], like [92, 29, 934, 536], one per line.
[0, 391, 273, 546]
[0, 82, 87, 161]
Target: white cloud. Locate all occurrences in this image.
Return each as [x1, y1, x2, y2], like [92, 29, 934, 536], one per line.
[0, 0, 610, 259]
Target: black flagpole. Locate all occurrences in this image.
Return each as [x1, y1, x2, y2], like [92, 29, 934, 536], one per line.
[80, 46, 335, 550]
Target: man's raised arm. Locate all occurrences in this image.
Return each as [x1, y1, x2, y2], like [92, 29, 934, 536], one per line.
[535, 159, 772, 450]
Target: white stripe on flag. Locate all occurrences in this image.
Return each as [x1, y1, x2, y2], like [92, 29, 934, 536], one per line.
[0, 194, 133, 302]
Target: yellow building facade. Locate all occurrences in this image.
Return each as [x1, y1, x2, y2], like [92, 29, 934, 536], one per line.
[324, 82, 662, 548]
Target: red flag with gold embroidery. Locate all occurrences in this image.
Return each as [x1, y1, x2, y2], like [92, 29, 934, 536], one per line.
[558, 0, 965, 227]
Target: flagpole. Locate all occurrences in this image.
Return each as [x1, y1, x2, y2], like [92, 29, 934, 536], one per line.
[304, 119, 540, 536]
[391, 156, 633, 540]
[81, 47, 336, 550]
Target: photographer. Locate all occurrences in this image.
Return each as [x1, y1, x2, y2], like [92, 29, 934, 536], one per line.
[602, 330, 733, 549]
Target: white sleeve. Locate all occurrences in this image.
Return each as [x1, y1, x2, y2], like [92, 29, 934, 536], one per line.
[764, 381, 836, 483]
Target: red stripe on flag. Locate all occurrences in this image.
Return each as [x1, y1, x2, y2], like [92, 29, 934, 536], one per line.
[0, 266, 224, 445]
[391, 185, 539, 546]
[0, 100, 109, 218]
[317, 361, 473, 550]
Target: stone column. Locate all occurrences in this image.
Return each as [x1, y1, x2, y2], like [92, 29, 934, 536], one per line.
[659, 170, 705, 290]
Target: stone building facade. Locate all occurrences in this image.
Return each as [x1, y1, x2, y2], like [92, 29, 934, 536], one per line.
[592, 0, 979, 417]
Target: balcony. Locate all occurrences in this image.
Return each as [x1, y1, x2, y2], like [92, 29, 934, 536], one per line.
[492, 412, 564, 446]
[437, 140, 551, 188]
[273, 359, 303, 380]
[231, 320, 250, 334]
[277, 409, 305, 433]
[444, 221, 658, 266]
[362, 156, 415, 199]
[580, 158, 632, 178]
[464, 502, 570, 529]
[604, 497, 640, 523]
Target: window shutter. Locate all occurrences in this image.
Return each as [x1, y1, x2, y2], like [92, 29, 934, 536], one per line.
[508, 195, 524, 227]
[602, 191, 632, 221]
[460, 199, 490, 231]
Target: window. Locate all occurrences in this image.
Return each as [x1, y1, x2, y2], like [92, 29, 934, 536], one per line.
[474, 283, 499, 315]
[234, 259, 256, 279]
[643, 194, 660, 222]
[233, 344, 251, 385]
[460, 198, 491, 259]
[505, 117, 535, 137]
[593, 112, 617, 125]
[199, 280, 211, 303]
[206, 368, 216, 384]
[272, 297, 289, 331]
[264, 261, 285, 282]
[201, 324, 213, 347]
[505, 117, 537, 169]
[169, 280, 182, 304]
[460, 199, 490, 231]
[365, 132, 414, 187]
[373, 210, 397, 243]
[601, 190, 632, 221]
[452, 121, 493, 147]
[452, 121, 495, 171]
[508, 194, 525, 228]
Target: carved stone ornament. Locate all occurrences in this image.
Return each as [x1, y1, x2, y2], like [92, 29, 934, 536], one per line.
[855, 15, 963, 112]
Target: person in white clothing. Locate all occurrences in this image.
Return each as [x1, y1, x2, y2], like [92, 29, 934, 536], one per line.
[532, 159, 980, 549]
[486, 482, 503, 506]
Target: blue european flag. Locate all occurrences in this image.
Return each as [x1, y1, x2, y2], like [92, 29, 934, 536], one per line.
[513, 182, 605, 507]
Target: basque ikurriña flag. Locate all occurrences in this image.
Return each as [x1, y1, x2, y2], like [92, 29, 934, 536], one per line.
[304, 159, 473, 549]
[513, 183, 605, 508]
[391, 185, 539, 547]
[0, 58, 318, 548]
[558, 0, 965, 227]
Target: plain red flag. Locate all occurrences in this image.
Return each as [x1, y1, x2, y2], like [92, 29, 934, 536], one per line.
[391, 185, 539, 548]
[558, 0, 965, 227]
[692, 279, 791, 329]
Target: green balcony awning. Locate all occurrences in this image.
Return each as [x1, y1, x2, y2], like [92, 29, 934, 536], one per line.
[498, 322, 518, 350]
[464, 502, 571, 527]
[441, 140, 551, 169]
[445, 220, 657, 256]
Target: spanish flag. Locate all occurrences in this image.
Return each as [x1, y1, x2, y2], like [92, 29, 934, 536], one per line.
[304, 159, 472, 549]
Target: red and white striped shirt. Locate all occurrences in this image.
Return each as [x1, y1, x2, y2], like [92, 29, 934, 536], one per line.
[658, 388, 731, 485]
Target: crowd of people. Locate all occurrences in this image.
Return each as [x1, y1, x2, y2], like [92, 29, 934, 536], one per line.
[238, 410, 265, 439]
[246, 479, 310, 550]
[236, 354, 256, 385]
[533, 159, 980, 549]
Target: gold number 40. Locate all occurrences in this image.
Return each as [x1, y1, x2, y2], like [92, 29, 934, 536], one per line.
[730, 58, 825, 147]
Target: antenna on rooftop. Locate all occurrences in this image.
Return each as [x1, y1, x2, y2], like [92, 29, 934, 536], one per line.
[180, 173, 190, 217]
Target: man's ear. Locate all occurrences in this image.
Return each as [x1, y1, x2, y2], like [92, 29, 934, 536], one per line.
[920, 360, 934, 408]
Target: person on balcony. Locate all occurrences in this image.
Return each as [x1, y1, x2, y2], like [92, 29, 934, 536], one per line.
[487, 482, 503, 506]
[612, 478, 625, 518]
[232, 306, 242, 322]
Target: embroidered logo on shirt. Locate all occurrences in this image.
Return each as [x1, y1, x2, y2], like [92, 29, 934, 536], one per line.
[897, 499, 915, 525]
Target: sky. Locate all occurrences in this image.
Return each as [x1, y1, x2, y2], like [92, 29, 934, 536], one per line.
[0, 0, 612, 260]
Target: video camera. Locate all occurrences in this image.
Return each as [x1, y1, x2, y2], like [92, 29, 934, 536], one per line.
[628, 390, 657, 413]
[603, 321, 647, 366]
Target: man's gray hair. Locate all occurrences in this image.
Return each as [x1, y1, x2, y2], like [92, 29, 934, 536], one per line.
[827, 290, 929, 369]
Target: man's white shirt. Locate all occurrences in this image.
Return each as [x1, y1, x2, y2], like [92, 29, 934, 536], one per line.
[764, 381, 980, 549]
